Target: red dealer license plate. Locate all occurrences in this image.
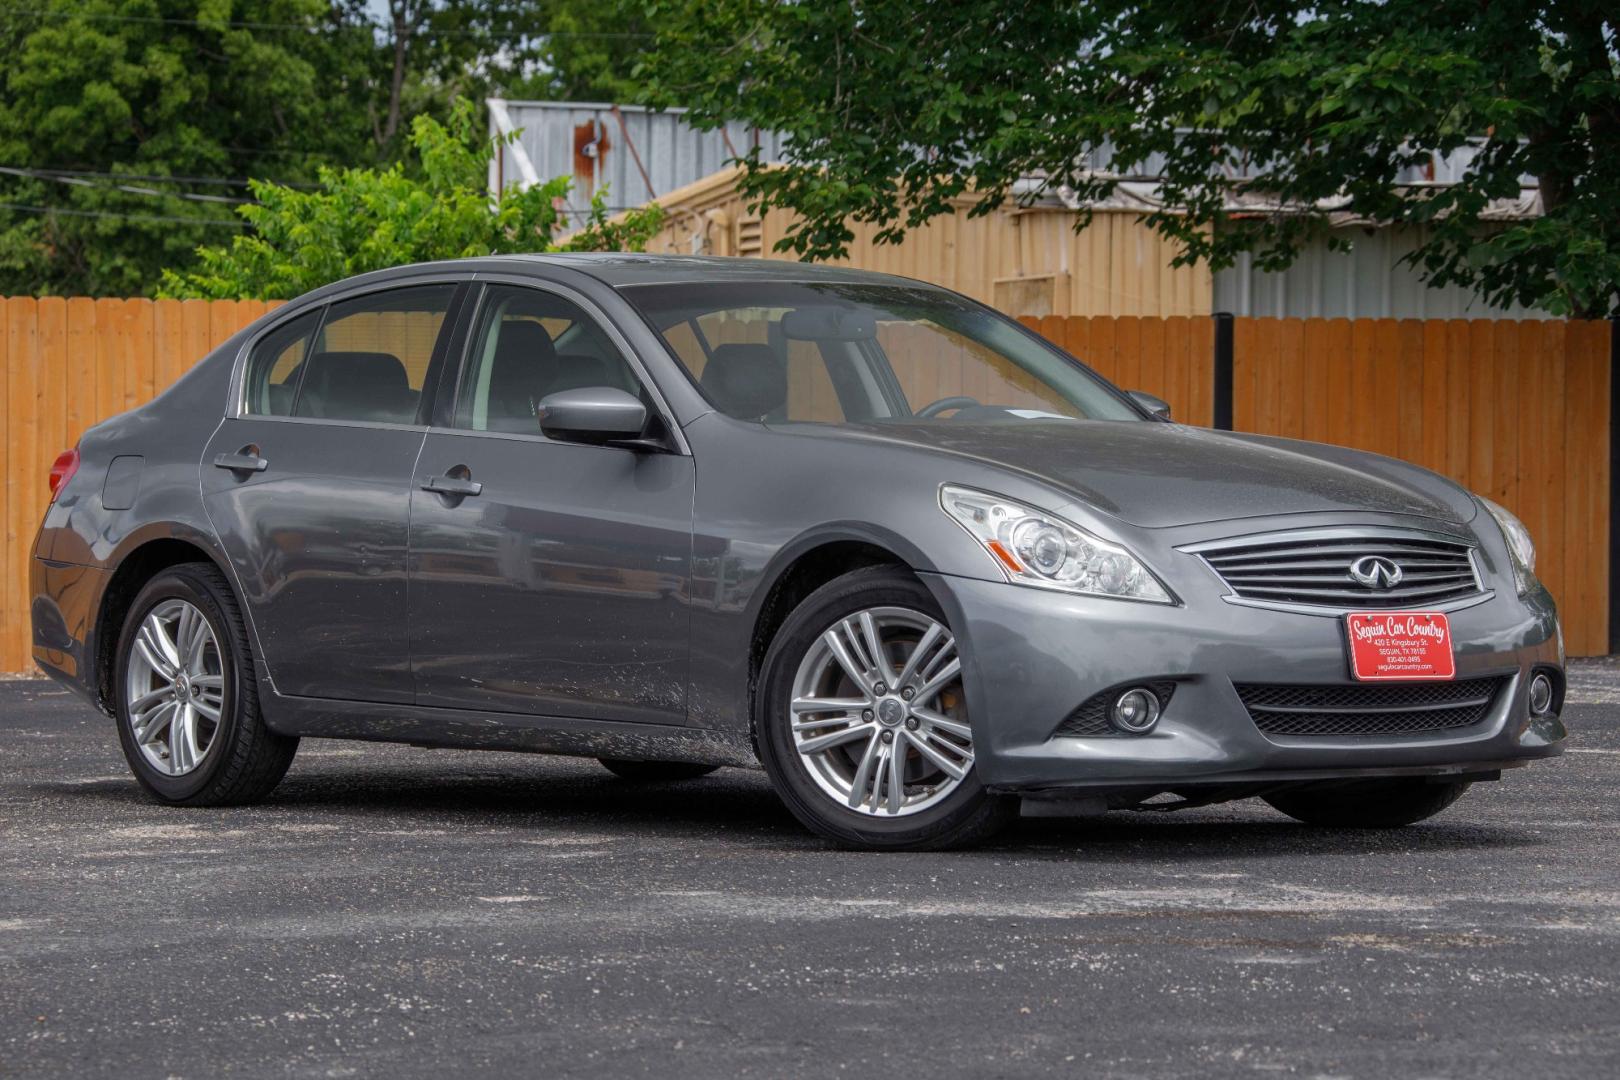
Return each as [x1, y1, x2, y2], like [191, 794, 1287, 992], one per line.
[1344, 611, 1456, 681]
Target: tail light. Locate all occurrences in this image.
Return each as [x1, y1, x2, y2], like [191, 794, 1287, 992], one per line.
[48, 448, 79, 501]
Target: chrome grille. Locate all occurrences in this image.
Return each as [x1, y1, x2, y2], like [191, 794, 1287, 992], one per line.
[1236, 677, 1504, 737]
[1194, 531, 1482, 610]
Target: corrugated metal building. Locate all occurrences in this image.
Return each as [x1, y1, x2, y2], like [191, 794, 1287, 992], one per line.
[487, 99, 787, 226]
[1212, 226, 1552, 320]
[492, 100, 1547, 320]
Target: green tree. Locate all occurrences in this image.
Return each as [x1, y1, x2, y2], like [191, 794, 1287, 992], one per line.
[505, 0, 654, 104]
[0, 0, 374, 296]
[0, 0, 659, 296]
[640, 0, 1620, 317]
[330, 0, 546, 154]
[160, 101, 664, 299]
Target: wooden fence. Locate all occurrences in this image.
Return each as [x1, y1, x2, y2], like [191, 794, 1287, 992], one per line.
[0, 298, 1612, 673]
[1, 298, 279, 674]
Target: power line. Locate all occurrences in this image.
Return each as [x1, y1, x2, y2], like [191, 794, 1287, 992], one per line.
[0, 202, 248, 228]
[8, 166, 322, 190]
[5, 9, 654, 37]
[0, 165, 253, 204]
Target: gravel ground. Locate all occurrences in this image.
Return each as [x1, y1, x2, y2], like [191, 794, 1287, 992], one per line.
[1, 666, 1617, 1079]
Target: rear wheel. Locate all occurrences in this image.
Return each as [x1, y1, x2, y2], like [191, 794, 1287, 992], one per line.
[1263, 778, 1471, 828]
[114, 563, 297, 806]
[756, 566, 1015, 850]
[597, 759, 720, 782]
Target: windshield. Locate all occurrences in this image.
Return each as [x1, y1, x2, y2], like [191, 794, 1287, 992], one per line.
[621, 281, 1141, 425]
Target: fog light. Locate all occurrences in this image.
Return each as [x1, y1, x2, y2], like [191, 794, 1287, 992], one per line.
[1110, 688, 1162, 734]
[1528, 673, 1555, 716]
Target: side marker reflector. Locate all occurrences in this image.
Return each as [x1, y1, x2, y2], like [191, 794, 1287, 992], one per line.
[985, 540, 1023, 575]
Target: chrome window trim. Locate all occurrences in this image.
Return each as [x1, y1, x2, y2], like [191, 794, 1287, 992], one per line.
[458, 271, 691, 456]
[227, 278, 463, 427]
[218, 413, 430, 434]
[1178, 525, 1492, 618]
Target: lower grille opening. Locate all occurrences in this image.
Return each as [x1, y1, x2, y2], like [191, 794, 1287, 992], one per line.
[1236, 677, 1507, 737]
[1055, 681, 1178, 738]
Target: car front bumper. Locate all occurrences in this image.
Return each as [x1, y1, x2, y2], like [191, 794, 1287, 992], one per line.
[922, 570, 1566, 795]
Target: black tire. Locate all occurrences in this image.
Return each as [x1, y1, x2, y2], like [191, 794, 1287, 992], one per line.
[755, 565, 1016, 851]
[1263, 778, 1471, 828]
[598, 758, 721, 782]
[113, 562, 297, 806]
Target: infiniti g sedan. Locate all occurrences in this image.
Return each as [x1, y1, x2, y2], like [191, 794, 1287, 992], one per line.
[30, 255, 1565, 849]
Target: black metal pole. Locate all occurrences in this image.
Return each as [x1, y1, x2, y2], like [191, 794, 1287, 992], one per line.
[1212, 312, 1234, 431]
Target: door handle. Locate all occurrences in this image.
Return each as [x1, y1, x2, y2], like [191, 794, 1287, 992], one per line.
[421, 472, 482, 497]
[212, 447, 268, 473]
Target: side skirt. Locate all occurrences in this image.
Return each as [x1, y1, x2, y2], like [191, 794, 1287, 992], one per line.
[262, 686, 760, 768]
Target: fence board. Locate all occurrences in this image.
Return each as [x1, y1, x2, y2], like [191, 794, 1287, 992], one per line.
[6, 299, 40, 673]
[0, 302, 10, 674]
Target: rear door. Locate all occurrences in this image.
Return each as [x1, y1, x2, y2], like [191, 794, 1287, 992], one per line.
[406, 280, 695, 724]
[202, 282, 463, 703]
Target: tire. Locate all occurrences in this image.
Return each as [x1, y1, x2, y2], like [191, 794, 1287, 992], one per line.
[113, 562, 297, 806]
[755, 565, 1015, 851]
[598, 758, 720, 782]
[1263, 778, 1471, 828]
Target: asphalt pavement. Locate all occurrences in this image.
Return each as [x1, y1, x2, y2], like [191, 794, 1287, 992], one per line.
[2, 665, 1617, 1079]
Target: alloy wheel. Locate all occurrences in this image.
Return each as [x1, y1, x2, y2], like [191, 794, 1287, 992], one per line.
[789, 606, 973, 817]
[125, 599, 225, 776]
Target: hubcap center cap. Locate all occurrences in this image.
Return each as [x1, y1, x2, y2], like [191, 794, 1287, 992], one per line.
[876, 697, 907, 727]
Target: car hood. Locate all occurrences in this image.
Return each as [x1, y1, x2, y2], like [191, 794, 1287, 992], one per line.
[797, 419, 1476, 529]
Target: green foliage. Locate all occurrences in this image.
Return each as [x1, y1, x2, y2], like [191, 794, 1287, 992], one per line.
[640, 0, 1620, 317]
[0, 0, 372, 296]
[159, 101, 664, 300]
[505, 0, 654, 104]
[0, 0, 659, 297]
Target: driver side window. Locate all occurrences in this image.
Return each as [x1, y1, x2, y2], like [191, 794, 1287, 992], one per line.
[456, 285, 643, 435]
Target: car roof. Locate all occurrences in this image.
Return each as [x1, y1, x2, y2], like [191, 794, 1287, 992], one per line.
[265, 253, 939, 317]
[482, 252, 926, 290]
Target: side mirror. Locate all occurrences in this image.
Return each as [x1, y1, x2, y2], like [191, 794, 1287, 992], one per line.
[537, 386, 648, 445]
[1127, 390, 1172, 421]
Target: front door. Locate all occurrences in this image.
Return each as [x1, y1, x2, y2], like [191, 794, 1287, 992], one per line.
[407, 282, 694, 724]
[202, 282, 460, 703]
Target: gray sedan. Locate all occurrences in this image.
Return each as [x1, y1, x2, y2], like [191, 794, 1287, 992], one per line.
[29, 255, 1565, 849]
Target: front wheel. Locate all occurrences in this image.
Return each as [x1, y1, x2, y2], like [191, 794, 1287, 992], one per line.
[1263, 778, 1472, 828]
[756, 566, 1015, 850]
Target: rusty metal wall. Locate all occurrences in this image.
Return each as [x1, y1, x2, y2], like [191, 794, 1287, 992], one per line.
[489, 100, 787, 226]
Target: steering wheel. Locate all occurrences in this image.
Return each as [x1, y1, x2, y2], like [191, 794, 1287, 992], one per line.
[914, 395, 981, 419]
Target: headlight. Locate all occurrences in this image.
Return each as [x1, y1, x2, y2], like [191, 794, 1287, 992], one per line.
[940, 485, 1173, 603]
[1479, 496, 1535, 594]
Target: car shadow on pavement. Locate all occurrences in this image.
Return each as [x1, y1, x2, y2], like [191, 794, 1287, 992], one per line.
[48, 766, 822, 846]
[48, 765, 1544, 862]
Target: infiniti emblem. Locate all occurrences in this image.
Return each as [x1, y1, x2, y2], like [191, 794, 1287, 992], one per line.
[1349, 555, 1404, 590]
[877, 698, 905, 726]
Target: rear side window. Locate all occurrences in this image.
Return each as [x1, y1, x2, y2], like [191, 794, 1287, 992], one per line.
[292, 285, 456, 424]
[243, 310, 320, 416]
[242, 285, 457, 423]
